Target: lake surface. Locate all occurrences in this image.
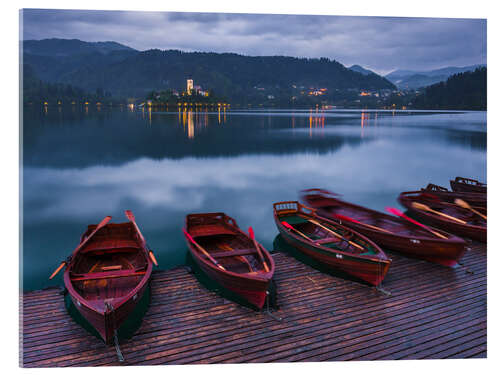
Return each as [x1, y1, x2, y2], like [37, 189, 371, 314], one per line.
[21, 107, 486, 291]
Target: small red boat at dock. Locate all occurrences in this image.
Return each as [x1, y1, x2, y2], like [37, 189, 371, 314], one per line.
[273, 201, 391, 286]
[50, 211, 156, 351]
[301, 189, 467, 267]
[183, 212, 275, 310]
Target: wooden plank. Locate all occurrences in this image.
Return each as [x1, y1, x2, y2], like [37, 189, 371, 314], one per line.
[21, 242, 486, 367]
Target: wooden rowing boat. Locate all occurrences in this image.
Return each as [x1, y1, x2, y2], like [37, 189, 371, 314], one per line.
[398, 191, 486, 242]
[300, 189, 467, 267]
[62, 212, 154, 346]
[450, 177, 486, 194]
[273, 201, 391, 286]
[184, 212, 275, 310]
[421, 183, 486, 207]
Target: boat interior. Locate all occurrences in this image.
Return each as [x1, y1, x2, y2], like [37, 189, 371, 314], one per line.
[70, 224, 149, 304]
[303, 194, 450, 238]
[187, 214, 266, 274]
[406, 197, 486, 227]
[273, 202, 378, 256]
[454, 177, 486, 187]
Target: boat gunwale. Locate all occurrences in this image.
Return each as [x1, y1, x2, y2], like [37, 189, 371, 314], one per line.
[64, 221, 153, 315]
[398, 191, 486, 231]
[273, 200, 391, 265]
[300, 189, 465, 244]
[184, 212, 275, 283]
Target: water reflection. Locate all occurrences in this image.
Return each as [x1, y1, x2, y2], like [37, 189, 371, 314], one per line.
[21, 108, 486, 291]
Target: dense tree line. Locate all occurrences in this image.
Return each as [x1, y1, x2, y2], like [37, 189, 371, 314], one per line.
[413, 68, 486, 110]
[22, 64, 115, 105]
[24, 39, 396, 101]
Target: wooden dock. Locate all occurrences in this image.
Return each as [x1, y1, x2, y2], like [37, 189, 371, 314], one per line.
[21, 242, 486, 366]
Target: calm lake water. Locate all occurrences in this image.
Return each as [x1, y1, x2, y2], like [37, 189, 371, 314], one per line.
[21, 107, 486, 291]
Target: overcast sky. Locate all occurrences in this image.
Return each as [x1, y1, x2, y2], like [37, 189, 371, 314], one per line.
[21, 9, 486, 75]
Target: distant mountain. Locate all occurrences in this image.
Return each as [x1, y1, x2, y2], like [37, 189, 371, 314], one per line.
[22, 38, 136, 56]
[348, 65, 376, 76]
[385, 64, 486, 89]
[22, 38, 396, 101]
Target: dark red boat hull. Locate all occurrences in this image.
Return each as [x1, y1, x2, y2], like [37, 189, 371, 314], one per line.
[184, 213, 275, 310]
[187, 243, 272, 309]
[421, 184, 486, 208]
[301, 190, 467, 267]
[450, 178, 486, 194]
[398, 193, 486, 243]
[276, 223, 390, 286]
[63, 221, 153, 344]
[65, 275, 150, 343]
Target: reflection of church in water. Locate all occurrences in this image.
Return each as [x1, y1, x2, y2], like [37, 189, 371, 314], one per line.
[179, 107, 227, 140]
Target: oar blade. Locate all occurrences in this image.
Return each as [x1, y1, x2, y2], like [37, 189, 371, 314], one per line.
[149, 251, 158, 266]
[248, 226, 255, 239]
[124, 210, 135, 222]
[49, 261, 66, 280]
[333, 213, 358, 224]
[97, 215, 112, 229]
[385, 207, 403, 217]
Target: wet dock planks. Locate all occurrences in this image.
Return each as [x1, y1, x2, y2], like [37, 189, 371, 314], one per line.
[21, 242, 486, 366]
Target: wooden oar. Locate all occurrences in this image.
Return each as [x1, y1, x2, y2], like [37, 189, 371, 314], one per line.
[49, 262, 66, 280]
[385, 207, 447, 239]
[454, 199, 487, 220]
[333, 213, 393, 234]
[411, 202, 467, 224]
[49, 215, 112, 279]
[248, 227, 270, 272]
[183, 229, 226, 271]
[307, 218, 364, 251]
[125, 210, 158, 266]
[281, 221, 312, 242]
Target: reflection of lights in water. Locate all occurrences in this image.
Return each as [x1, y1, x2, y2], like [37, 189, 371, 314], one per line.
[148, 107, 152, 126]
[361, 111, 370, 138]
[187, 111, 194, 139]
[309, 109, 312, 138]
[182, 109, 187, 131]
[177, 107, 229, 138]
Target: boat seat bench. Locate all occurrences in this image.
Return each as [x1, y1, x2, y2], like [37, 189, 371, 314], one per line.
[208, 248, 258, 258]
[70, 269, 146, 281]
[314, 237, 340, 245]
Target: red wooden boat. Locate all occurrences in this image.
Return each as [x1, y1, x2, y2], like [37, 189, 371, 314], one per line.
[300, 189, 467, 267]
[183, 212, 275, 310]
[450, 177, 486, 194]
[273, 201, 391, 286]
[53, 212, 156, 348]
[398, 191, 486, 242]
[421, 183, 486, 208]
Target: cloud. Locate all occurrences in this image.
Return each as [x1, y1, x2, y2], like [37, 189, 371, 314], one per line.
[21, 9, 486, 74]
